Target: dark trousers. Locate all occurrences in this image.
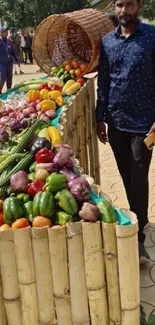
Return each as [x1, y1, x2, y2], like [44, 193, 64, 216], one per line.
[27, 47, 33, 64]
[0, 63, 13, 93]
[108, 126, 152, 243]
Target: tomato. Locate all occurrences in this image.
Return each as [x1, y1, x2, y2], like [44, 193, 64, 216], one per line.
[77, 78, 84, 86]
[75, 69, 82, 77]
[80, 64, 88, 73]
[0, 224, 11, 231]
[65, 64, 72, 72]
[12, 218, 29, 229]
[72, 60, 80, 69]
[32, 216, 52, 228]
[0, 212, 4, 226]
[51, 85, 61, 91]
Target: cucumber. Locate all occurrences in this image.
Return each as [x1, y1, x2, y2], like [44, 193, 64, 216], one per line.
[97, 200, 117, 223]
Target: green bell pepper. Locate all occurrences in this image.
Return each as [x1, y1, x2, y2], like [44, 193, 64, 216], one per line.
[28, 172, 36, 182]
[33, 191, 55, 218]
[23, 201, 34, 222]
[97, 200, 117, 224]
[17, 193, 31, 203]
[55, 211, 72, 226]
[45, 173, 67, 193]
[29, 162, 36, 173]
[55, 189, 78, 216]
[3, 197, 24, 225]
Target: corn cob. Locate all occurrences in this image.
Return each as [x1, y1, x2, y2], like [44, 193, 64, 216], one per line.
[11, 119, 43, 154]
[0, 153, 33, 187]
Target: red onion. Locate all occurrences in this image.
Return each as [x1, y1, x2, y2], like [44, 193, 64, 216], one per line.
[10, 171, 28, 192]
[68, 176, 91, 191]
[53, 150, 70, 168]
[45, 110, 56, 119]
[79, 202, 100, 222]
[60, 168, 78, 181]
[65, 158, 73, 170]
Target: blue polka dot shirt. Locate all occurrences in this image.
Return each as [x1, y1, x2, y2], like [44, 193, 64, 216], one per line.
[96, 20, 155, 133]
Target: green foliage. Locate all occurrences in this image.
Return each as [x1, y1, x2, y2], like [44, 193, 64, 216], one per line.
[141, 0, 155, 20]
[0, 0, 91, 28]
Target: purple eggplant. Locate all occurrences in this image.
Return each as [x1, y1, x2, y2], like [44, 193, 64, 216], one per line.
[53, 144, 74, 156]
[60, 168, 78, 182]
[70, 182, 90, 203]
[68, 176, 91, 191]
[10, 119, 21, 132]
[0, 129, 9, 142]
[53, 150, 70, 169]
[65, 158, 73, 170]
[79, 202, 100, 222]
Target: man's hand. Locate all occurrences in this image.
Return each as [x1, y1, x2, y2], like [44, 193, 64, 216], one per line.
[97, 122, 107, 144]
[148, 123, 155, 135]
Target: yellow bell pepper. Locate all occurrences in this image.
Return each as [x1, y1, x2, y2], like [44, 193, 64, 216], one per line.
[56, 96, 65, 107]
[40, 89, 49, 100]
[28, 90, 40, 102]
[48, 90, 62, 101]
[40, 99, 56, 112]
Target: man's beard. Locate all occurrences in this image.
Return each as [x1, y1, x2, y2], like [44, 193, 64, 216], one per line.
[118, 14, 138, 27]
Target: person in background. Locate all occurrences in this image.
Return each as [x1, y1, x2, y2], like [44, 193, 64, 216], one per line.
[96, 0, 155, 263]
[20, 29, 27, 64]
[0, 26, 19, 94]
[25, 30, 33, 64]
[8, 28, 24, 75]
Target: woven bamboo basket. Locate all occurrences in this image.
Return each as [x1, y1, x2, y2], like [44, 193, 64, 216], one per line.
[33, 8, 114, 75]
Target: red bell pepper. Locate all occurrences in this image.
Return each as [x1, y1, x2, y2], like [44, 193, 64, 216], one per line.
[35, 148, 55, 163]
[28, 179, 45, 198]
[51, 85, 61, 91]
[39, 83, 51, 91]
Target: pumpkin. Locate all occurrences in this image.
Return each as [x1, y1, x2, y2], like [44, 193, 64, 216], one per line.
[28, 90, 40, 102]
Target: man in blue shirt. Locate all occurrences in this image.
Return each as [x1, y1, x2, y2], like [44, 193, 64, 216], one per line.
[0, 26, 19, 94]
[96, 0, 155, 263]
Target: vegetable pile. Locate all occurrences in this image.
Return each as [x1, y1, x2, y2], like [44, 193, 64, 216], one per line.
[0, 132, 117, 230]
[0, 76, 85, 147]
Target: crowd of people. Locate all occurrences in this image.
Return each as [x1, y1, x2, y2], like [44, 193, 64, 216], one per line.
[8, 28, 35, 74]
[0, 26, 36, 94]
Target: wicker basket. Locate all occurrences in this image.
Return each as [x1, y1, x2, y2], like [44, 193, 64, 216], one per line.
[33, 8, 114, 75]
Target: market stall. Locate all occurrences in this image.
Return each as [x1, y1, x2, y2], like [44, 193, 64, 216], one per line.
[0, 8, 140, 325]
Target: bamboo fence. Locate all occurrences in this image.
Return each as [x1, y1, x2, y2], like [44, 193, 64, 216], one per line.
[58, 78, 101, 185]
[0, 190, 140, 325]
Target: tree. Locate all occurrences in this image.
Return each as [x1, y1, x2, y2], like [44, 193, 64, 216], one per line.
[0, 0, 91, 28]
[141, 0, 155, 20]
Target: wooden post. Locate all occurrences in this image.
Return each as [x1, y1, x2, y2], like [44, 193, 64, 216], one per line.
[32, 227, 57, 325]
[12, 227, 39, 325]
[0, 229, 22, 325]
[48, 225, 72, 325]
[82, 221, 109, 325]
[67, 222, 90, 325]
[116, 211, 140, 325]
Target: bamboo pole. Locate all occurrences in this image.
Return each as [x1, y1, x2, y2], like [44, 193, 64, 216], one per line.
[66, 222, 90, 325]
[116, 210, 140, 325]
[48, 225, 72, 325]
[86, 80, 94, 179]
[0, 282, 6, 325]
[0, 229, 22, 325]
[0, 229, 19, 300]
[102, 222, 121, 325]
[82, 221, 109, 325]
[89, 78, 100, 185]
[32, 227, 57, 325]
[4, 299, 22, 325]
[12, 227, 39, 325]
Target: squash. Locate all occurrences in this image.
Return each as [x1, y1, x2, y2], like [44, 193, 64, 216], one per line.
[28, 90, 40, 102]
[62, 80, 75, 95]
[48, 126, 62, 145]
